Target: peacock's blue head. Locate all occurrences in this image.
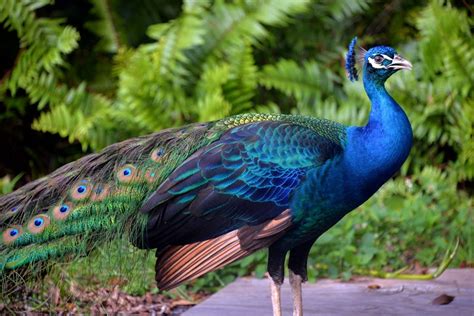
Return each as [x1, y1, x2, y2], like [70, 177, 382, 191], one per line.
[363, 46, 412, 83]
[346, 37, 412, 84]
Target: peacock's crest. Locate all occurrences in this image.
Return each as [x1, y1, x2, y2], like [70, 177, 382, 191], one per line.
[345, 37, 367, 82]
[345, 37, 358, 81]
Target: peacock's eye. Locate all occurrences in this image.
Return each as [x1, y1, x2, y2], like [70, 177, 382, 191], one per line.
[117, 165, 137, 182]
[91, 184, 110, 201]
[27, 214, 50, 234]
[53, 202, 74, 220]
[374, 55, 384, 63]
[3, 226, 22, 244]
[34, 218, 44, 226]
[71, 181, 92, 200]
[151, 148, 165, 162]
[123, 168, 132, 177]
[59, 204, 69, 213]
[145, 169, 157, 183]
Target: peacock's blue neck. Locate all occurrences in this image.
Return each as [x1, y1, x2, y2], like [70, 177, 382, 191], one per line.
[343, 73, 413, 206]
[363, 74, 402, 130]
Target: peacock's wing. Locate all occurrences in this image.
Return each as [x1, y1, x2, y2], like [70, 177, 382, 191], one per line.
[139, 119, 345, 289]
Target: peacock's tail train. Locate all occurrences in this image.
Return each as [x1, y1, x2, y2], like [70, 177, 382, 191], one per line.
[0, 122, 218, 284]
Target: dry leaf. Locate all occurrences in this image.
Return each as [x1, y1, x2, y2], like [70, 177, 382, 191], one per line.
[171, 299, 196, 307]
[65, 303, 76, 311]
[432, 294, 455, 305]
[145, 293, 153, 305]
[49, 285, 60, 305]
[368, 284, 381, 289]
[108, 277, 128, 286]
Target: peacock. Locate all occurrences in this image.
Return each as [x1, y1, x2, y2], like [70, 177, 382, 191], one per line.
[0, 37, 412, 315]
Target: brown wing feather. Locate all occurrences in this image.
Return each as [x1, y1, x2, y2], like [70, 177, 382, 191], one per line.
[155, 209, 292, 290]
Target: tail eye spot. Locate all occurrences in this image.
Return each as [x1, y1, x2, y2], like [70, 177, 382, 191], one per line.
[77, 185, 87, 193]
[53, 203, 73, 220]
[71, 181, 92, 200]
[3, 226, 22, 244]
[145, 169, 158, 183]
[151, 148, 165, 162]
[123, 168, 132, 177]
[117, 165, 137, 183]
[34, 218, 44, 227]
[91, 184, 110, 201]
[27, 215, 50, 234]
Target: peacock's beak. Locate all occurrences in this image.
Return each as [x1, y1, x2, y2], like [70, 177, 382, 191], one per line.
[388, 55, 412, 70]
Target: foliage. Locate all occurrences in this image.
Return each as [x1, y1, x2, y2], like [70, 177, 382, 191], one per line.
[0, 0, 472, 306]
[2, 0, 310, 151]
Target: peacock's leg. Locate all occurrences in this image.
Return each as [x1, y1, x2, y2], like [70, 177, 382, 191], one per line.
[270, 276, 282, 316]
[268, 244, 287, 316]
[288, 239, 316, 316]
[289, 270, 303, 316]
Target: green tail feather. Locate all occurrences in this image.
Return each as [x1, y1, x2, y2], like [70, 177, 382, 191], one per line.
[0, 121, 220, 281]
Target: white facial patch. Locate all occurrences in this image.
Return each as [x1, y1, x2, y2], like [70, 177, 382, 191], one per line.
[368, 54, 393, 69]
[368, 57, 386, 69]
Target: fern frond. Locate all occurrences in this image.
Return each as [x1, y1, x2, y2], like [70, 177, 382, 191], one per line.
[326, 0, 372, 21]
[224, 43, 258, 114]
[197, 92, 232, 122]
[0, 1, 80, 94]
[32, 90, 114, 151]
[195, 63, 231, 121]
[443, 38, 474, 96]
[116, 46, 191, 132]
[85, 0, 121, 53]
[146, 0, 208, 81]
[259, 59, 339, 105]
[183, 0, 310, 84]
